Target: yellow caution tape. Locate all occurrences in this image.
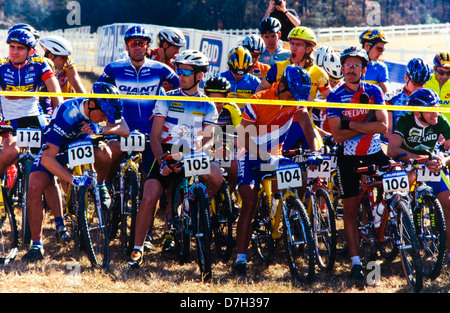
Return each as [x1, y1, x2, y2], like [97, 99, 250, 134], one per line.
[0, 90, 447, 113]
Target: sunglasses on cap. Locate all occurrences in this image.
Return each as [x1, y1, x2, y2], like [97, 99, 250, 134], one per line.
[127, 39, 148, 47]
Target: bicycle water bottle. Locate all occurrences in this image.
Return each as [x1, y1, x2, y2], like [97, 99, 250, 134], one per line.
[372, 202, 385, 228]
[183, 197, 190, 215]
[6, 165, 17, 189]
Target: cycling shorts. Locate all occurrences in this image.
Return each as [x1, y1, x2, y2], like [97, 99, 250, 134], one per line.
[427, 168, 450, 196]
[237, 151, 267, 188]
[4, 115, 48, 138]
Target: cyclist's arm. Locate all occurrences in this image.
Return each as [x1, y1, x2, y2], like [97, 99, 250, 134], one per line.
[41, 142, 73, 184]
[66, 67, 87, 94]
[102, 117, 130, 137]
[387, 133, 422, 160]
[200, 123, 216, 153]
[44, 76, 64, 108]
[379, 82, 389, 94]
[295, 108, 319, 152]
[346, 109, 388, 135]
[328, 116, 360, 143]
[149, 116, 166, 165]
[256, 77, 272, 93]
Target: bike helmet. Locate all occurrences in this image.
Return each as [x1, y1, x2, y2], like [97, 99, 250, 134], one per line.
[359, 28, 390, 45]
[406, 58, 431, 84]
[8, 23, 40, 40]
[287, 26, 317, 47]
[407, 88, 439, 107]
[340, 46, 369, 68]
[314, 45, 334, 67]
[433, 51, 450, 68]
[91, 82, 123, 124]
[157, 28, 186, 47]
[124, 25, 152, 44]
[258, 17, 282, 34]
[227, 46, 252, 75]
[6, 29, 36, 48]
[39, 35, 72, 56]
[204, 76, 231, 95]
[280, 65, 311, 102]
[173, 49, 209, 72]
[323, 52, 343, 81]
[241, 34, 266, 55]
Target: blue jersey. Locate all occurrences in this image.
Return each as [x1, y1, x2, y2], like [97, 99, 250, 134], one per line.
[97, 57, 179, 134]
[0, 56, 55, 121]
[216, 70, 260, 101]
[363, 60, 389, 86]
[385, 86, 410, 127]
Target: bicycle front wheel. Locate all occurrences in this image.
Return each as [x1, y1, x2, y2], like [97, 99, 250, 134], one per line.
[283, 196, 315, 283]
[251, 192, 274, 264]
[171, 181, 191, 264]
[120, 169, 140, 254]
[78, 186, 110, 269]
[0, 187, 18, 264]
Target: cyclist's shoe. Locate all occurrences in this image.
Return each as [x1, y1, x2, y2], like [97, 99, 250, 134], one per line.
[349, 264, 364, 279]
[144, 234, 155, 250]
[56, 225, 72, 242]
[99, 185, 112, 210]
[162, 231, 175, 252]
[128, 249, 143, 268]
[22, 246, 44, 262]
[232, 261, 246, 277]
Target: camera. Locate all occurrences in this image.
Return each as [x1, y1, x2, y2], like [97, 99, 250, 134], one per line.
[274, 0, 282, 5]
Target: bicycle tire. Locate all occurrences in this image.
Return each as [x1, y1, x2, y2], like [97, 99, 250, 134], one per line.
[78, 186, 110, 269]
[414, 192, 446, 280]
[211, 180, 234, 262]
[378, 201, 399, 261]
[251, 192, 274, 264]
[0, 187, 18, 264]
[358, 197, 378, 264]
[107, 172, 121, 240]
[312, 188, 337, 272]
[20, 158, 33, 247]
[172, 180, 191, 264]
[192, 187, 212, 281]
[396, 200, 423, 292]
[120, 169, 140, 254]
[283, 196, 316, 283]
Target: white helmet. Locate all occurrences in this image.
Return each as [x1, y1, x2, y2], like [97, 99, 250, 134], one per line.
[39, 35, 72, 56]
[241, 34, 266, 55]
[157, 28, 186, 47]
[323, 52, 343, 80]
[174, 49, 209, 72]
[314, 45, 333, 67]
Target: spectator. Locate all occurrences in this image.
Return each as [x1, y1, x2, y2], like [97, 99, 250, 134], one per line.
[263, 0, 301, 42]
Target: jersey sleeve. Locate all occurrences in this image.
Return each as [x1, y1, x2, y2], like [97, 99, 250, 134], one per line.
[265, 64, 279, 84]
[392, 113, 409, 137]
[325, 92, 341, 119]
[226, 102, 242, 127]
[161, 66, 180, 89]
[438, 114, 450, 140]
[152, 98, 169, 118]
[378, 62, 389, 83]
[97, 64, 116, 85]
[204, 101, 218, 126]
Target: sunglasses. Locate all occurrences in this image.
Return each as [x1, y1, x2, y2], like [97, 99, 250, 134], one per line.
[436, 68, 450, 77]
[370, 44, 385, 53]
[176, 67, 195, 77]
[127, 39, 148, 47]
[343, 63, 363, 70]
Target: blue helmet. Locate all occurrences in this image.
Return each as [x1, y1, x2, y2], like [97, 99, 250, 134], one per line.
[407, 88, 439, 107]
[124, 25, 152, 44]
[8, 23, 40, 40]
[406, 58, 431, 84]
[281, 65, 311, 101]
[91, 82, 123, 124]
[7, 29, 37, 48]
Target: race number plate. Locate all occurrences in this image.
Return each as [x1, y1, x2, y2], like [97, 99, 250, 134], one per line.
[276, 163, 302, 189]
[16, 128, 41, 148]
[68, 139, 95, 167]
[382, 170, 409, 193]
[120, 130, 145, 152]
[416, 164, 441, 182]
[183, 152, 211, 176]
[307, 155, 333, 179]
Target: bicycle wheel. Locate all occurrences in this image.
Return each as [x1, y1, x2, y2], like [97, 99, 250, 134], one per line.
[171, 181, 191, 264]
[283, 196, 316, 283]
[251, 192, 274, 264]
[357, 197, 378, 264]
[396, 200, 423, 292]
[191, 187, 212, 280]
[119, 169, 140, 254]
[0, 187, 18, 264]
[312, 188, 337, 272]
[378, 202, 399, 261]
[16, 158, 33, 247]
[78, 186, 110, 269]
[107, 172, 121, 240]
[211, 180, 234, 262]
[414, 193, 446, 280]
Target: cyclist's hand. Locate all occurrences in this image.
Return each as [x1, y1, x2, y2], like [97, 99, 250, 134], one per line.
[72, 175, 96, 188]
[82, 121, 103, 135]
[160, 161, 181, 176]
[426, 156, 443, 174]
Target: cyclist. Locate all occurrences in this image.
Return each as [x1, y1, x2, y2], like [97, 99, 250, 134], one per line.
[241, 34, 270, 81]
[128, 50, 223, 268]
[0, 28, 63, 177]
[385, 58, 431, 139]
[359, 28, 390, 93]
[204, 75, 242, 191]
[216, 46, 261, 102]
[258, 17, 290, 65]
[424, 52, 450, 120]
[387, 88, 450, 264]
[326, 46, 389, 279]
[24, 82, 129, 261]
[39, 35, 87, 94]
[233, 65, 319, 276]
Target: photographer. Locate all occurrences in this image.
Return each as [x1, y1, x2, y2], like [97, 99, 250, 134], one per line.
[263, 0, 301, 42]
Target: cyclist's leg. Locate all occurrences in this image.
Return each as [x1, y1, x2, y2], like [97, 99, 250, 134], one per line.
[0, 135, 19, 175]
[200, 162, 223, 197]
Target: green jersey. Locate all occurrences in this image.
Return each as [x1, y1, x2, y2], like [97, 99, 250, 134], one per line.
[393, 112, 450, 154]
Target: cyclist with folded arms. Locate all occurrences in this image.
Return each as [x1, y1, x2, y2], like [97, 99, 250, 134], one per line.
[233, 65, 319, 276]
[128, 50, 223, 268]
[258, 17, 290, 66]
[24, 82, 129, 261]
[424, 52, 450, 120]
[326, 46, 388, 279]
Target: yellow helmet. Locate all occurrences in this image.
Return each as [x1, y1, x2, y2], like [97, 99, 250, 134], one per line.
[287, 26, 317, 47]
[227, 46, 252, 75]
[434, 51, 450, 68]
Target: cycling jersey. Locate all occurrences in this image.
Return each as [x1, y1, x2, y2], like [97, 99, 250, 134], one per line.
[326, 82, 385, 156]
[97, 57, 179, 134]
[217, 102, 242, 129]
[424, 73, 450, 120]
[362, 60, 389, 86]
[248, 61, 270, 81]
[147, 48, 179, 91]
[0, 56, 55, 121]
[384, 86, 411, 126]
[55, 56, 76, 93]
[216, 70, 261, 102]
[258, 44, 290, 65]
[153, 88, 218, 150]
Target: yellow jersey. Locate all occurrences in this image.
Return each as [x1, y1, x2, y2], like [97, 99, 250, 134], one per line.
[424, 73, 450, 120]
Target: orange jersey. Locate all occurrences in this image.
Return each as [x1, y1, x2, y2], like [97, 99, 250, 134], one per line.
[248, 61, 270, 81]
